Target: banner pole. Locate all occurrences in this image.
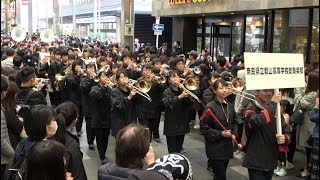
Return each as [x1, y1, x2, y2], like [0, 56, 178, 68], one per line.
[275, 88, 282, 135]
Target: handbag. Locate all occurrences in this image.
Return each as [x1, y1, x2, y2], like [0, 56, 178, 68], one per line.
[291, 97, 304, 125]
[292, 108, 304, 125]
[307, 135, 314, 146]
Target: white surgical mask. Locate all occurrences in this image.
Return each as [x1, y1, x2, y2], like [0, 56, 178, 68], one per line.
[47, 121, 58, 137]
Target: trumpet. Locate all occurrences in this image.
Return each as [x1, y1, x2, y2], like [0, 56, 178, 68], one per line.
[126, 79, 152, 102]
[154, 75, 167, 84]
[227, 78, 256, 101]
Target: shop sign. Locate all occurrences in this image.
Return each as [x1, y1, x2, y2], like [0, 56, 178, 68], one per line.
[168, 0, 209, 5]
[76, 16, 116, 24]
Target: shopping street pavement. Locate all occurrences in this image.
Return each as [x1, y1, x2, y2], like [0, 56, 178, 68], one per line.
[76, 113, 307, 180]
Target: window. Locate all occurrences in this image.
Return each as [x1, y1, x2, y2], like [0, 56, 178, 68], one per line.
[273, 9, 309, 62]
[311, 8, 319, 63]
[245, 15, 265, 53]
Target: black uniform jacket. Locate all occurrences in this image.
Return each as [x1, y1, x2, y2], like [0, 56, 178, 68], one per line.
[162, 86, 193, 136]
[110, 86, 137, 136]
[200, 98, 238, 160]
[66, 73, 82, 106]
[89, 84, 112, 128]
[242, 101, 291, 171]
[80, 76, 96, 117]
[64, 131, 88, 180]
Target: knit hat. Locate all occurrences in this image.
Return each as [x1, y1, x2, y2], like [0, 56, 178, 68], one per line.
[146, 153, 193, 180]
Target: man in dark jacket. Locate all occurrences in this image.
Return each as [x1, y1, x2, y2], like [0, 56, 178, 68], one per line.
[242, 89, 290, 180]
[172, 41, 183, 57]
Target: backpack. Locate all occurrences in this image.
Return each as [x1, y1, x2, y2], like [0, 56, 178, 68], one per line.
[16, 89, 36, 119]
[6, 139, 28, 180]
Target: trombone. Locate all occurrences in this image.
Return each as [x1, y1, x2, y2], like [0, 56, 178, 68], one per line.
[175, 76, 202, 104]
[127, 79, 152, 102]
[227, 78, 256, 101]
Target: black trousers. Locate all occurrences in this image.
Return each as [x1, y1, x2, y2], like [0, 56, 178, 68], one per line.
[139, 118, 157, 141]
[95, 128, 110, 160]
[153, 110, 162, 139]
[85, 116, 95, 145]
[49, 91, 60, 107]
[1, 164, 6, 180]
[237, 123, 244, 143]
[75, 105, 83, 133]
[248, 168, 273, 180]
[287, 125, 296, 163]
[166, 135, 185, 153]
[210, 159, 229, 180]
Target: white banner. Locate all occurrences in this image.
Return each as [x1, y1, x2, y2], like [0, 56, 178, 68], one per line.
[244, 53, 305, 90]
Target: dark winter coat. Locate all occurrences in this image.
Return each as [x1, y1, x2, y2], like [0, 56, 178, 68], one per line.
[110, 87, 137, 136]
[98, 163, 141, 180]
[162, 87, 193, 136]
[200, 98, 238, 160]
[80, 76, 96, 117]
[242, 101, 291, 171]
[89, 84, 112, 128]
[64, 131, 87, 180]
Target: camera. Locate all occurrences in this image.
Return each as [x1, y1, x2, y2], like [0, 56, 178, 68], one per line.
[40, 78, 51, 85]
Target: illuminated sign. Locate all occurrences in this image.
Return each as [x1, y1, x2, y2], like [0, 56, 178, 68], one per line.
[169, 0, 209, 5]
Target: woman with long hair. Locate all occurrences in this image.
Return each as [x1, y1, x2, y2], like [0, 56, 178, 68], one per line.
[294, 70, 319, 178]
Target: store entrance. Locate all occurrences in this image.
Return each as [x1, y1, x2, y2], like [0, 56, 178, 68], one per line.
[209, 22, 232, 61]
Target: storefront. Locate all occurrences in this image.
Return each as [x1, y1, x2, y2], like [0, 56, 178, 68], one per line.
[152, 0, 319, 64]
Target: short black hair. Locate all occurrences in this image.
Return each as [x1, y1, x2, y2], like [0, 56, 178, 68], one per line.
[26, 140, 66, 180]
[120, 52, 132, 61]
[175, 41, 181, 46]
[6, 48, 15, 57]
[17, 66, 36, 83]
[116, 69, 128, 80]
[24, 105, 56, 141]
[233, 54, 243, 64]
[1, 74, 9, 93]
[68, 54, 75, 60]
[13, 56, 23, 67]
[212, 78, 228, 91]
[71, 60, 83, 73]
[216, 56, 226, 67]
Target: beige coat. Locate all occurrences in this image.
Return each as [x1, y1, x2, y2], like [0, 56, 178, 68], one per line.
[294, 88, 317, 148]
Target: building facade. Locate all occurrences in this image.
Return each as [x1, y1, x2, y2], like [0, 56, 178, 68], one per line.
[152, 0, 319, 64]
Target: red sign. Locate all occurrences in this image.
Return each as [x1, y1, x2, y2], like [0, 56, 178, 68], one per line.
[22, 0, 28, 5]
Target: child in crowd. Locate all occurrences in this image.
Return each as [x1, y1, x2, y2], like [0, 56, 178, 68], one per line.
[274, 99, 292, 176]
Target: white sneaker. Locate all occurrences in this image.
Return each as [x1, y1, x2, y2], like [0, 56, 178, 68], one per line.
[193, 124, 200, 129]
[275, 167, 287, 176]
[285, 161, 294, 170]
[233, 150, 241, 156]
[234, 151, 245, 160]
[274, 166, 280, 174]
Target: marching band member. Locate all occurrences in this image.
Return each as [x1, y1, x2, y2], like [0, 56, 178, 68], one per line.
[80, 64, 97, 149]
[66, 60, 84, 136]
[136, 64, 166, 143]
[111, 70, 137, 137]
[162, 70, 193, 153]
[118, 52, 140, 80]
[200, 78, 238, 180]
[169, 56, 190, 78]
[89, 70, 112, 164]
[242, 89, 290, 180]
